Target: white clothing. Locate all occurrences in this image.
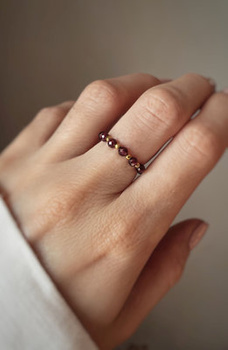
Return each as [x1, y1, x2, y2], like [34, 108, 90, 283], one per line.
[0, 196, 98, 350]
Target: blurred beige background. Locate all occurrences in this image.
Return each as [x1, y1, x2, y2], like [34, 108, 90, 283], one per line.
[0, 1, 227, 349]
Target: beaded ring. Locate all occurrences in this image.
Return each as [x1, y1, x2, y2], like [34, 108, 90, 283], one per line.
[98, 131, 145, 175]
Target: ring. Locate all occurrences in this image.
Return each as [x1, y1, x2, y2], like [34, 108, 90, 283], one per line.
[98, 131, 145, 175]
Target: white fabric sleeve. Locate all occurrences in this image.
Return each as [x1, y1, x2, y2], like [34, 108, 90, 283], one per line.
[0, 196, 98, 350]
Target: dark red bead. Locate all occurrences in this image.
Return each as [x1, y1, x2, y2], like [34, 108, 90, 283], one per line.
[118, 147, 128, 156]
[129, 157, 138, 167]
[108, 138, 117, 148]
[136, 164, 145, 174]
[99, 131, 108, 141]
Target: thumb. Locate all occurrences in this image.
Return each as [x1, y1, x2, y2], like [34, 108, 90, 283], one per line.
[113, 219, 209, 344]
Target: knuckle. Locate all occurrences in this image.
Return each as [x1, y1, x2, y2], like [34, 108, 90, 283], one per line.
[209, 91, 228, 108]
[181, 124, 221, 165]
[36, 106, 63, 120]
[81, 79, 120, 107]
[154, 87, 184, 124]
[32, 106, 66, 129]
[183, 72, 207, 83]
[133, 72, 160, 84]
[0, 145, 21, 173]
[139, 87, 183, 132]
[36, 107, 52, 118]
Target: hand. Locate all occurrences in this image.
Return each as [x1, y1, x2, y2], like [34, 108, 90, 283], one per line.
[0, 73, 227, 349]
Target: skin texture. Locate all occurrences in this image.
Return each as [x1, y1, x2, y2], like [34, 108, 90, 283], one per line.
[0, 73, 227, 349]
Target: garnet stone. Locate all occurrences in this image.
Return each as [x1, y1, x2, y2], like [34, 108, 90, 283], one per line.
[129, 157, 138, 167]
[118, 147, 128, 156]
[99, 131, 108, 141]
[108, 138, 117, 148]
[136, 164, 145, 174]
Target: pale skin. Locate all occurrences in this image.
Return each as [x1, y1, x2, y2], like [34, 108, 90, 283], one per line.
[0, 73, 228, 349]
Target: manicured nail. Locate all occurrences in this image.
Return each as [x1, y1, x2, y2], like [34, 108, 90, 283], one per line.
[222, 88, 228, 94]
[189, 222, 209, 250]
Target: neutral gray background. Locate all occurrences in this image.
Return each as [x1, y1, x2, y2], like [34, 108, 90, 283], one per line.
[0, 1, 227, 349]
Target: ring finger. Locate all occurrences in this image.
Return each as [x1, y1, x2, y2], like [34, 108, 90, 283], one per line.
[42, 73, 161, 161]
[90, 73, 214, 192]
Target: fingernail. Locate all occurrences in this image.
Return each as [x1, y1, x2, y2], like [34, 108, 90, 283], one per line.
[222, 88, 228, 94]
[207, 78, 216, 87]
[189, 222, 209, 250]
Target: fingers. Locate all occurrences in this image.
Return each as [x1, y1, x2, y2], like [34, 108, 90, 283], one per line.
[112, 220, 208, 344]
[89, 73, 214, 192]
[42, 73, 161, 162]
[1, 101, 74, 159]
[128, 91, 228, 247]
[111, 73, 213, 162]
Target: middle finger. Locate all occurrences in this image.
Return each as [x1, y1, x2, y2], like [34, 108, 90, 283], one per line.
[91, 73, 214, 192]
